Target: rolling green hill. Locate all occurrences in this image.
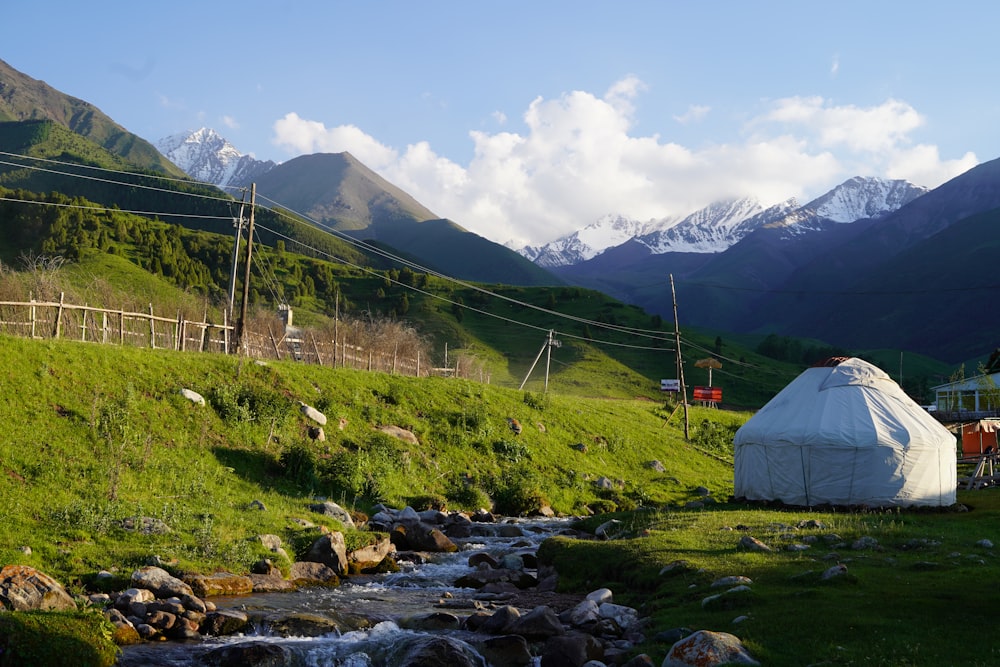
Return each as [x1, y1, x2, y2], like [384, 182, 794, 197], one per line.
[0, 58, 186, 177]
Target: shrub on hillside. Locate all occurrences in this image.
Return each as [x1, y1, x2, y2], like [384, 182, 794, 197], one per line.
[279, 442, 318, 490]
[489, 466, 547, 516]
[492, 439, 530, 463]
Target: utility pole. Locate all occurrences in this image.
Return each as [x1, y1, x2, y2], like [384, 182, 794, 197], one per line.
[235, 183, 256, 354]
[519, 330, 561, 392]
[544, 329, 561, 392]
[670, 274, 690, 440]
[226, 189, 248, 320]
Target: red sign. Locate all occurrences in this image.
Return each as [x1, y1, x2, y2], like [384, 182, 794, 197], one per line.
[693, 386, 722, 402]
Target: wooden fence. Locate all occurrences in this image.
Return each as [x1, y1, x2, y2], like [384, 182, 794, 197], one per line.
[0, 294, 460, 378]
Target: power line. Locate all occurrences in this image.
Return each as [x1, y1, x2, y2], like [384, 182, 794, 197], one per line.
[0, 194, 232, 222]
[1, 153, 675, 349]
[0, 153, 234, 207]
[255, 193, 676, 343]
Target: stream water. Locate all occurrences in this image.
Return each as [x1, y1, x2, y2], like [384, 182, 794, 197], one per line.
[114, 517, 577, 667]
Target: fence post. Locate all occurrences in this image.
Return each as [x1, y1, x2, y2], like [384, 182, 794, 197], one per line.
[54, 292, 65, 339]
[175, 311, 183, 351]
[148, 304, 155, 349]
[269, 325, 282, 360]
[120, 308, 125, 345]
[81, 303, 87, 342]
[102, 311, 107, 344]
[311, 333, 324, 365]
[30, 298, 36, 338]
[416, 351, 420, 377]
[223, 309, 229, 355]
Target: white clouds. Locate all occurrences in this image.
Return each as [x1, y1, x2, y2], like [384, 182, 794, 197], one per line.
[222, 115, 239, 130]
[831, 54, 840, 77]
[270, 80, 976, 248]
[761, 96, 924, 153]
[272, 112, 397, 170]
[674, 105, 711, 124]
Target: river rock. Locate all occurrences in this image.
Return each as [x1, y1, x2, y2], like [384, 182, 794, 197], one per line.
[400, 522, 458, 552]
[587, 588, 613, 604]
[249, 573, 298, 593]
[251, 558, 283, 576]
[481, 605, 521, 634]
[469, 552, 500, 569]
[202, 641, 292, 666]
[443, 512, 474, 538]
[508, 605, 565, 640]
[476, 634, 533, 667]
[399, 611, 462, 631]
[309, 501, 356, 528]
[663, 630, 760, 666]
[542, 632, 604, 667]
[304, 531, 349, 574]
[568, 599, 601, 626]
[131, 566, 193, 598]
[348, 534, 395, 571]
[499, 524, 525, 538]
[599, 602, 639, 630]
[201, 609, 250, 636]
[185, 572, 253, 597]
[257, 534, 291, 561]
[289, 561, 340, 586]
[388, 635, 482, 667]
[168, 616, 201, 640]
[0, 565, 76, 611]
[455, 566, 537, 590]
[263, 612, 341, 637]
[472, 509, 497, 522]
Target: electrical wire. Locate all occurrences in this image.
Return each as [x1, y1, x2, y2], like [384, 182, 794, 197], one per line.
[0, 194, 232, 221]
[1, 152, 677, 351]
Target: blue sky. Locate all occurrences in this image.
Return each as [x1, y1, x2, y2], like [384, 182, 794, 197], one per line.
[6, 1, 995, 247]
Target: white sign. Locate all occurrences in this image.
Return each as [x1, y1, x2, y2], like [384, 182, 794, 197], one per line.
[660, 379, 680, 392]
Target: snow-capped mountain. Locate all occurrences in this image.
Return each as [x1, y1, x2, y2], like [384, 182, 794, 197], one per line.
[156, 128, 276, 189]
[518, 214, 672, 268]
[522, 176, 927, 269]
[750, 176, 929, 241]
[636, 196, 764, 253]
[803, 176, 928, 223]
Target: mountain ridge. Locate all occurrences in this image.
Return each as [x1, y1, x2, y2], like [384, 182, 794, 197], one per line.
[0, 58, 185, 177]
[157, 127, 276, 190]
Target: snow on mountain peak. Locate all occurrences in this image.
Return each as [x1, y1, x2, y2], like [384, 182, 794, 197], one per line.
[156, 128, 275, 190]
[518, 214, 661, 268]
[517, 176, 927, 269]
[635, 196, 764, 254]
[805, 176, 928, 223]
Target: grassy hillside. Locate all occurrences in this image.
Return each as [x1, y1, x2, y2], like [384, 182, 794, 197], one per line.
[542, 489, 1000, 666]
[0, 333, 743, 587]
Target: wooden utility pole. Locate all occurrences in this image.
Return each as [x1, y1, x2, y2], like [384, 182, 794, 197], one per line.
[670, 274, 690, 440]
[235, 183, 256, 353]
[227, 189, 248, 320]
[519, 330, 560, 392]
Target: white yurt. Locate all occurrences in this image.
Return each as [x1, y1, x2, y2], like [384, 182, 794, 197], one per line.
[733, 357, 957, 507]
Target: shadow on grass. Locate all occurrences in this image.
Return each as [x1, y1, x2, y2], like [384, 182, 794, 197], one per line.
[211, 446, 286, 491]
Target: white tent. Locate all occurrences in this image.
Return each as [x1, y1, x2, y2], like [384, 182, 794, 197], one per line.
[734, 357, 957, 507]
